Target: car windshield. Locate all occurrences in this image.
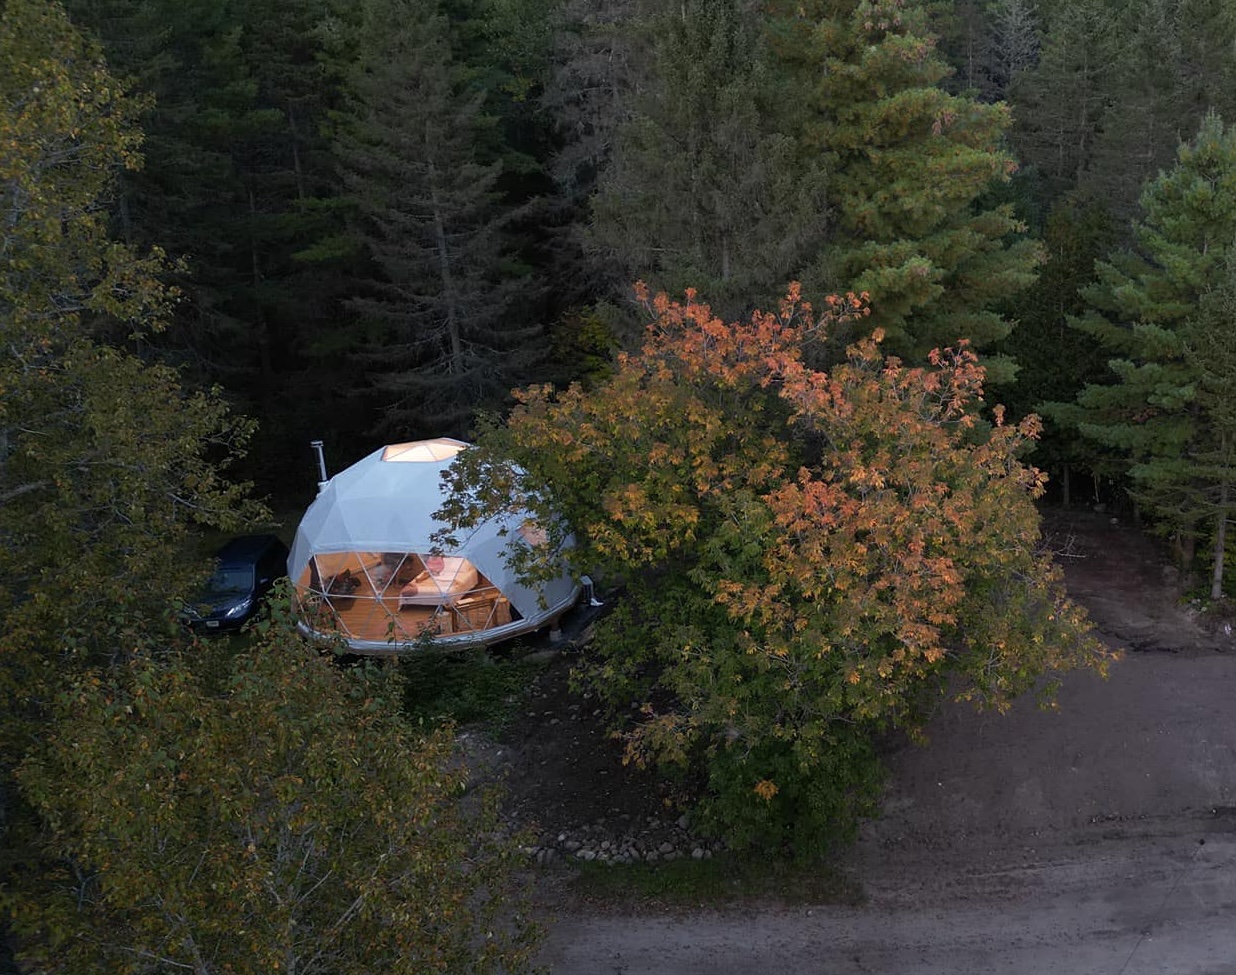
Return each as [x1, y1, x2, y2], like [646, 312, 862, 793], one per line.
[206, 566, 254, 595]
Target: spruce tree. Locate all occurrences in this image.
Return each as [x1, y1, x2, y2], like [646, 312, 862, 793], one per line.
[542, 0, 644, 208]
[935, 0, 1040, 103]
[933, 0, 993, 98]
[536, 0, 649, 363]
[64, 0, 365, 479]
[1011, 0, 1236, 224]
[986, 0, 1041, 98]
[768, 0, 1040, 372]
[994, 196, 1117, 504]
[335, 0, 542, 437]
[1008, 0, 1117, 204]
[588, 0, 829, 319]
[1046, 113, 1236, 566]
[1083, 0, 1236, 225]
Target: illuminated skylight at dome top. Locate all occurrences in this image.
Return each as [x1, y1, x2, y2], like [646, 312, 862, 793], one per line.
[381, 438, 468, 463]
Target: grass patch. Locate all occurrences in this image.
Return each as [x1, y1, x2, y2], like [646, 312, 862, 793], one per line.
[566, 851, 864, 910]
[398, 646, 547, 728]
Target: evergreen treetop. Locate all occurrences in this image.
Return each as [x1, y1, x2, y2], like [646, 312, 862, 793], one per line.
[768, 0, 1040, 374]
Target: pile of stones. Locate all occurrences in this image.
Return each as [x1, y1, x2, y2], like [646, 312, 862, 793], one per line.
[522, 813, 723, 866]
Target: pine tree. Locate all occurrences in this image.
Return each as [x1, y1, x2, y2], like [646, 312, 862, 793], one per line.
[1083, 0, 1236, 225]
[588, 0, 829, 319]
[1046, 113, 1236, 565]
[335, 0, 542, 437]
[1183, 254, 1236, 597]
[1008, 0, 1117, 204]
[769, 0, 1040, 373]
[64, 0, 365, 482]
[994, 195, 1117, 504]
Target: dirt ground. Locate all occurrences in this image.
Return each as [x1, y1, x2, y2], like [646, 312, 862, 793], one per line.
[502, 507, 1236, 974]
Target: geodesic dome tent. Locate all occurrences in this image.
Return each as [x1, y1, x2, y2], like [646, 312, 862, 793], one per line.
[288, 438, 580, 654]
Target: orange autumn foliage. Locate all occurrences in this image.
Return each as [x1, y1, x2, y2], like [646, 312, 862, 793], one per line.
[445, 284, 1110, 854]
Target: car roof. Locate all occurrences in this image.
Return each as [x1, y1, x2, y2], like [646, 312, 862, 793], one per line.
[214, 534, 288, 565]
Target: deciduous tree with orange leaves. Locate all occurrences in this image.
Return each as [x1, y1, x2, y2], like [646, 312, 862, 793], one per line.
[444, 284, 1108, 856]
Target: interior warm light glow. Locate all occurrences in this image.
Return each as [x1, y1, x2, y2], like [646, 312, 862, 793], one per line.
[518, 518, 548, 546]
[382, 438, 469, 463]
[289, 435, 581, 652]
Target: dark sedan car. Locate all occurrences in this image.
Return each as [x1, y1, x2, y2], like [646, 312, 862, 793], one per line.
[184, 534, 289, 632]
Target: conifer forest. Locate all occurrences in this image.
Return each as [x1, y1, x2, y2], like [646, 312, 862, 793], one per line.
[2, 4, 1221, 464]
[14, 0, 1236, 544]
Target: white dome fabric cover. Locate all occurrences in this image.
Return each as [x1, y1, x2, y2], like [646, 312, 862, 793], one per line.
[288, 439, 579, 652]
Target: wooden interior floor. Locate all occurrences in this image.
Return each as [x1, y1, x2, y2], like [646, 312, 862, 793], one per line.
[316, 595, 509, 644]
[322, 596, 446, 645]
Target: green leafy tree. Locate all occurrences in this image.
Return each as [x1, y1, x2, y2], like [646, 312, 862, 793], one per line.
[0, 0, 260, 696]
[5, 607, 539, 974]
[767, 0, 1040, 374]
[442, 284, 1106, 856]
[334, 0, 543, 437]
[1046, 113, 1236, 568]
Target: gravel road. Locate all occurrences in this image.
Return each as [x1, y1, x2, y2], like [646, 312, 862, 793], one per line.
[540, 825, 1236, 974]
[537, 504, 1236, 975]
[539, 653, 1236, 974]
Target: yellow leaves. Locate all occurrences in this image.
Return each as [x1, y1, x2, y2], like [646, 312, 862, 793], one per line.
[848, 465, 886, 490]
[753, 779, 779, 802]
[647, 440, 683, 467]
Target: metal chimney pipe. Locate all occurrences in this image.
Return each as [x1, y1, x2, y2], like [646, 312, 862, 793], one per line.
[310, 440, 329, 493]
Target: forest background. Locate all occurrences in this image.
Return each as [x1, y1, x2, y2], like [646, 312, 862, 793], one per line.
[41, 0, 1236, 546]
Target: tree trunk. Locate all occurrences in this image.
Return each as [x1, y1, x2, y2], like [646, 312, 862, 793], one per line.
[249, 185, 262, 289]
[118, 190, 133, 246]
[248, 185, 274, 387]
[1176, 527, 1196, 569]
[1213, 476, 1230, 601]
[427, 164, 464, 376]
[288, 108, 306, 201]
